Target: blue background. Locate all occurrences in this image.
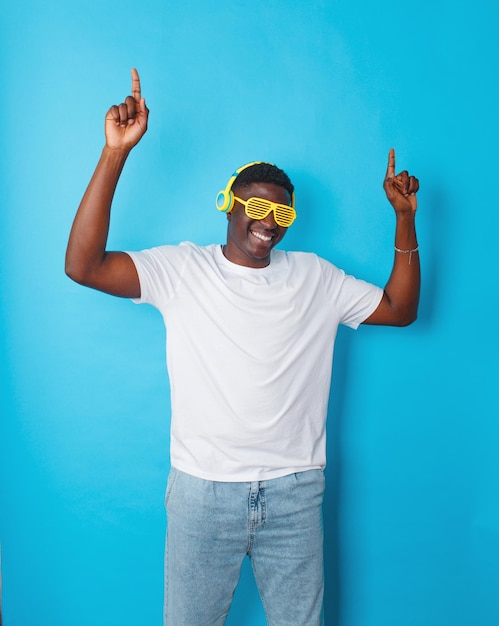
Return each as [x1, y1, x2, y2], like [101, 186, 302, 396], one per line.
[1, 1, 498, 624]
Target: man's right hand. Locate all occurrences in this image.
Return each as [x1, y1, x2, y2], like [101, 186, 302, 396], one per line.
[105, 68, 149, 152]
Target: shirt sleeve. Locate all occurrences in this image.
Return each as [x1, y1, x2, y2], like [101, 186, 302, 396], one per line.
[319, 257, 384, 329]
[126, 244, 192, 308]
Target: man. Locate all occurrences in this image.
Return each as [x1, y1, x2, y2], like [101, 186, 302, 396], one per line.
[66, 69, 420, 626]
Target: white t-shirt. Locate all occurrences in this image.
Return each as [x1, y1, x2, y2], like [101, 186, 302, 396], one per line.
[127, 242, 383, 481]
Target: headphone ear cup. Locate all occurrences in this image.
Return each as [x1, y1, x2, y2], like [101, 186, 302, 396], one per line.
[216, 189, 234, 213]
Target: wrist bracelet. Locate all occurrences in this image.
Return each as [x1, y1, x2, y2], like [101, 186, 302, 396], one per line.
[394, 245, 419, 264]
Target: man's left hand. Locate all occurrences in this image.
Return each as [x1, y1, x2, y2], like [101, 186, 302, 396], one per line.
[383, 148, 419, 215]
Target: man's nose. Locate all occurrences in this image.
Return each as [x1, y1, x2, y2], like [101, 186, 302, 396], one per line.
[260, 210, 278, 229]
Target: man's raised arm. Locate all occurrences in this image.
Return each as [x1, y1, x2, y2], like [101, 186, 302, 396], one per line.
[65, 68, 149, 298]
[364, 148, 420, 326]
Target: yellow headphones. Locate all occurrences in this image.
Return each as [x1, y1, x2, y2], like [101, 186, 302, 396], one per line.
[216, 161, 263, 213]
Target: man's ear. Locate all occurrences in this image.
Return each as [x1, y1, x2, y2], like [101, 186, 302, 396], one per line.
[227, 212, 232, 221]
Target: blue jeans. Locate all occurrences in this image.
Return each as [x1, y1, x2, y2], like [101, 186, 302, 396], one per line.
[164, 468, 325, 625]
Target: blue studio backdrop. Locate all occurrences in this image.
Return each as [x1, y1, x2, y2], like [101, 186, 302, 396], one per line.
[1, 1, 498, 625]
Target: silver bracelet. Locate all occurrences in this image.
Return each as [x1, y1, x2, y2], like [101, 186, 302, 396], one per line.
[394, 245, 419, 264]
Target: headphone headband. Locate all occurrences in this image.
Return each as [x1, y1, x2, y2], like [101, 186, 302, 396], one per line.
[216, 161, 294, 214]
[216, 161, 264, 213]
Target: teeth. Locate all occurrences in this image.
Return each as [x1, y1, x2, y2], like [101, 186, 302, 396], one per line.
[251, 230, 272, 242]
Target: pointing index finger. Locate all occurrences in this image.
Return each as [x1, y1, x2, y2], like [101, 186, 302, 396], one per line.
[131, 67, 141, 102]
[386, 148, 395, 180]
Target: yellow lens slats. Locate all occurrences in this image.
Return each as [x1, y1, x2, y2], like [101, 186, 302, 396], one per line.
[234, 196, 296, 227]
[274, 205, 296, 226]
[246, 198, 273, 220]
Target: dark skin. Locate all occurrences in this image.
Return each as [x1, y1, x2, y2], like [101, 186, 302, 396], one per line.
[66, 69, 420, 326]
[365, 149, 420, 325]
[223, 182, 290, 268]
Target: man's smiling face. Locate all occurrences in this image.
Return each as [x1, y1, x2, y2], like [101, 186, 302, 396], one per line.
[224, 182, 291, 268]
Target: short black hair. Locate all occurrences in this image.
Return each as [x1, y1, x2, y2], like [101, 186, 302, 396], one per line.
[231, 162, 294, 198]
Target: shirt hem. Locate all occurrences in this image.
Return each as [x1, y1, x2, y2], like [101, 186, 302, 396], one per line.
[171, 463, 326, 483]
